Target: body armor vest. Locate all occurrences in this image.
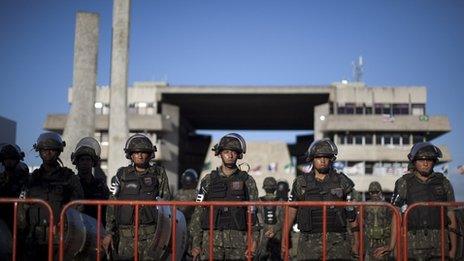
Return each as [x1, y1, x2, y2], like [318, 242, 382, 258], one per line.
[405, 173, 447, 230]
[27, 167, 75, 225]
[365, 206, 390, 240]
[260, 196, 278, 225]
[116, 167, 160, 225]
[200, 170, 249, 230]
[297, 171, 347, 233]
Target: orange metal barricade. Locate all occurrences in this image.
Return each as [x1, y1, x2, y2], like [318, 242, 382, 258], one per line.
[402, 202, 464, 261]
[57, 200, 404, 261]
[0, 198, 54, 261]
[281, 201, 402, 261]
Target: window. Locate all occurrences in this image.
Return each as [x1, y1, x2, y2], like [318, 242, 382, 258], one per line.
[95, 102, 110, 115]
[412, 104, 425, 116]
[393, 104, 409, 115]
[329, 103, 334, 114]
[413, 135, 424, 144]
[355, 106, 364, 114]
[346, 134, 354, 144]
[374, 104, 383, 114]
[337, 106, 345, 115]
[392, 135, 401, 145]
[365, 162, 374, 175]
[384, 135, 392, 145]
[402, 134, 410, 145]
[365, 134, 373, 145]
[345, 103, 355, 114]
[339, 134, 346, 144]
[376, 134, 382, 145]
[355, 135, 363, 145]
[382, 104, 392, 115]
[365, 106, 372, 114]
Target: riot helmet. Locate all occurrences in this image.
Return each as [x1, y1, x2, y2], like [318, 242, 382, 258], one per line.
[276, 180, 290, 200]
[262, 177, 277, 191]
[212, 133, 246, 159]
[33, 132, 66, 152]
[71, 137, 101, 166]
[407, 142, 442, 163]
[0, 143, 25, 161]
[180, 168, 198, 189]
[124, 133, 157, 159]
[306, 138, 338, 162]
[368, 181, 382, 193]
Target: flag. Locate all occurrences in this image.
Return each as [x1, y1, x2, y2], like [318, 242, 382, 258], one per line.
[284, 162, 295, 174]
[268, 162, 278, 172]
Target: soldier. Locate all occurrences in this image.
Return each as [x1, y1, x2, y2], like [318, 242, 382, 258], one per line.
[364, 181, 396, 261]
[175, 168, 199, 226]
[20, 132, 84, 260]
[282, 138, 359, 260]
[391, 142, 457, 260]
[275, 180, 290, 201]
[0, 144, 28, 259]
[175, 168, 199, 260]
[190, 133, 259, 260]
[0, 144, 28, 199]
[256, 177, 282, 261]
[71, 137, 109, 221]
[103, 133, 171, 260]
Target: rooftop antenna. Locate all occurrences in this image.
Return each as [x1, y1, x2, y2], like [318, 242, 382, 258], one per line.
[352, 56, 364, 82]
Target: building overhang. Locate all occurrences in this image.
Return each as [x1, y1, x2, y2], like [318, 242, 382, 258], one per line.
[160, 86, 331, 130]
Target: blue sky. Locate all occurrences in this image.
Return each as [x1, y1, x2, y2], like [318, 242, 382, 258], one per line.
[1, 0, 463, 198]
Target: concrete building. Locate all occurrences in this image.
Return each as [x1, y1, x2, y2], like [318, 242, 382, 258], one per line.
[0, 115, 16, 144]
[43, 81, 451, 195]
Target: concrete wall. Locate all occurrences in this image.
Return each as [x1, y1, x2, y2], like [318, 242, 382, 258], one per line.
[331, 82, 427, 105]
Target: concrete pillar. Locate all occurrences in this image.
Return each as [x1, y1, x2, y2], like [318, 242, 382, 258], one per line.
[161, 103, 180, 191]
[108, 0, 131, 178]
[62, 12, 99, 168]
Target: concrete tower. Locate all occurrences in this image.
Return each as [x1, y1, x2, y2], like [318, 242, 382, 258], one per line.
[107, 0, 131, 176]
[62, 12, 99, 168]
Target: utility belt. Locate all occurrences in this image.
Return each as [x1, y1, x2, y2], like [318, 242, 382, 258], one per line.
[119, 225, 156, 237]
[300, 231, 347, 240]
[366, 226, 390, 240]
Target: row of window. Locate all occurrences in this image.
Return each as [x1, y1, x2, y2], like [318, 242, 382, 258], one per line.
[336, 133, 425, 146]
[332, 103, 425, 116]
[94, 102, 157, 115]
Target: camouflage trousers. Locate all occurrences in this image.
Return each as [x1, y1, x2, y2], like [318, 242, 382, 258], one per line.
[297, 232, 352, 261]
[407, 229, 449, 261]
[115, 225, 157, 261]
[199, 229, 250, 260]
[365, 238, 392, 261]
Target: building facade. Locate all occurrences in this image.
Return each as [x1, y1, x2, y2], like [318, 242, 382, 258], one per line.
[43, 81, 450, 194]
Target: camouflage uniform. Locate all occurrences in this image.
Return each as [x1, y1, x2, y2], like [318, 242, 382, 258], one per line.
[393, 171, 454, 260]
[21, 165, 84, 260]
[190, 168, 259, 260]
[79, 175, 109, 220]
[256, 193, 283, 261]
[174, 188, 197, 226]
[364, 182, 392, 261]
[291, 169, 356, 261]
[392, 142, 456, 260]
[106, 164, 171, 260]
